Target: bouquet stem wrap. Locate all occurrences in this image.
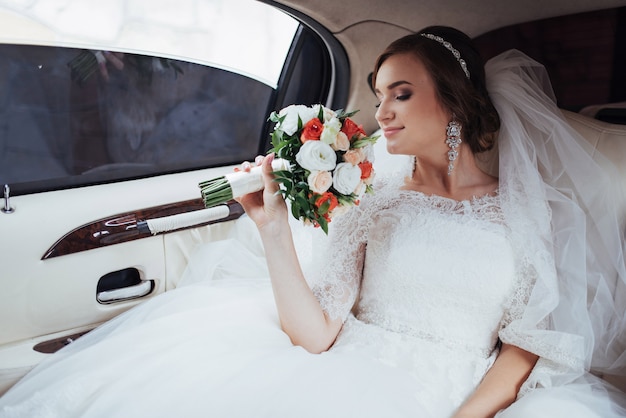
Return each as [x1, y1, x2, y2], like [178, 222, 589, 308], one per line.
[199, 159, 290, 208]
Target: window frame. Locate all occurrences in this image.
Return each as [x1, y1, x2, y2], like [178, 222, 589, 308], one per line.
[2, 1, 349, 197]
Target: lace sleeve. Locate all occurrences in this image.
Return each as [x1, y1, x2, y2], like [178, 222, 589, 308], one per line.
[498, 251, 582, 371]
[499, 252, 538, 333]
[310, 203, 369, 322]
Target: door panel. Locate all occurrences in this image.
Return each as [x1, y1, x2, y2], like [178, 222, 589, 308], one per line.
[0, 166, 239, 394]
[0, 0, 344, 398]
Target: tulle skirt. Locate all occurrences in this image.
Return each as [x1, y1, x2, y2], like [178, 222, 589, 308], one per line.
[0, 279, 439, 417]
[1, 232, 625, 417]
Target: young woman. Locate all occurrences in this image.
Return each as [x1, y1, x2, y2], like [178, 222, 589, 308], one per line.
[1, 26, 625, 418]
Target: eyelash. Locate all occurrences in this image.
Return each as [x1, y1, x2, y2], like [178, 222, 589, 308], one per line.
[375, 93, 412, 108]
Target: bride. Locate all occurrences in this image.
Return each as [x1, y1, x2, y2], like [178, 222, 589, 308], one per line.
[1, 26, 625, 418]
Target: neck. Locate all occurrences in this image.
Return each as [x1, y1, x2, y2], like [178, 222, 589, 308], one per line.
[406, 144, 494, 199]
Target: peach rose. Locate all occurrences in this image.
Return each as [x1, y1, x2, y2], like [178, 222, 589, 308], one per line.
[332, 131, 350, 151]
[307, 170, 333, 194]
[343, 148, 365, 166]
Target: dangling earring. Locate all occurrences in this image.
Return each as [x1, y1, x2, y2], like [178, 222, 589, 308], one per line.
[446, 119, 462, 175]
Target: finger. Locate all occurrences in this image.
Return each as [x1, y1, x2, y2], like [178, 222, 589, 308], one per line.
[254, 155, 264, 166]
[241, 161, 252, 172]
[261, 153, 279, 193]
[235, 188, 263, 208]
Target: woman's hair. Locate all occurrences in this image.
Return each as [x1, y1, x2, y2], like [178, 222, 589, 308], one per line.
[372, 26, 500, 153]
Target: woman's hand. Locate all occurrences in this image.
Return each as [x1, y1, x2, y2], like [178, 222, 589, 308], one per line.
[451, 343, 538, 418]
[235, 153, 289, 234]
[236, 154, 342, 353]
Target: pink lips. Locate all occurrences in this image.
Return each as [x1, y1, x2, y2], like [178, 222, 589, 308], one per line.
[383, 127, 403, 137]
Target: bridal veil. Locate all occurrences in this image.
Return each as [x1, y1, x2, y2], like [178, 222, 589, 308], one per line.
[485, 50, 626, 414]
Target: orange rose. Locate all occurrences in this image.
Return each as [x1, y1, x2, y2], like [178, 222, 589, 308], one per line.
[300, 118, 323, 143]
[315, 192, 339, 213]
[340, 117, 366, 141]
[359, 161, 373, 179]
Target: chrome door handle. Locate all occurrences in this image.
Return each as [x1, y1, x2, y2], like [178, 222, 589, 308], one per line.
[97, 280, 154, 304]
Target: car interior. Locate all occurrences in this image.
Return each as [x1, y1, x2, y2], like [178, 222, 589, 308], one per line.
[1, 0, 625, 399]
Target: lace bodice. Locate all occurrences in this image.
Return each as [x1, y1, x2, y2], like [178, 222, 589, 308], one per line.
[310, 181, 536, 407]
[312, 178, 533, 359]
[358, 191, 517, 357]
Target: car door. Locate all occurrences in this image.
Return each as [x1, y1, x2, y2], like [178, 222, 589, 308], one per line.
[0, 0, 348, 395]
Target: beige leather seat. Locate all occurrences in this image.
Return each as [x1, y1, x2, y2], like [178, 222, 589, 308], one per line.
[579, 102, 626, 125]
[563, 110, 626, 392]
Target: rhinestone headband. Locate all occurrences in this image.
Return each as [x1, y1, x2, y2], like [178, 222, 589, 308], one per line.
[420, 33, 470, 79]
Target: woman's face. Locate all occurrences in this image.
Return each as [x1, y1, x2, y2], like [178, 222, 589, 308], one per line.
[374, 53, 450, 156]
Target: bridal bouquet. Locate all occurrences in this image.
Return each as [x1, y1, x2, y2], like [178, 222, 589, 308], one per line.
[199, 104, 378, 234]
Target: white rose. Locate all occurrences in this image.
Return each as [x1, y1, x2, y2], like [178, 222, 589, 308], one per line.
[307, 170, 333, 194]
[333, 162, 362, 195]
[278, 105, 318, 136]
[313, 104, 337, 122]
[320, 117, 341, 146]
[295, 140, 337, 171]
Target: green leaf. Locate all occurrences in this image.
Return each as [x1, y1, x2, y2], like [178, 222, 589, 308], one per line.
[318, 216, 329, 234]
[317, 106, 325, 121]
[317, 199, 330, 215]
[336, 108, 359, 120]
[291, 201, 301, 219]
[295, 193, 309, 209]
[352, 134, 380, 148]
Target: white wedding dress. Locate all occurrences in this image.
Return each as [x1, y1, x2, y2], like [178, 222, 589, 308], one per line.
[2, 50, 626, 417]
[0, 179, 530, 418]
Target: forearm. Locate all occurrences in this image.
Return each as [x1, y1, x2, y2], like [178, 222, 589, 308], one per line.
[259, 221, 342, 354]
[453, 343, 538, 418]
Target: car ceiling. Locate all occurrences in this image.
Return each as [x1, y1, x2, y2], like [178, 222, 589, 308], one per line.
[275, 0, 625, 36]
[270, 0, 626, 132]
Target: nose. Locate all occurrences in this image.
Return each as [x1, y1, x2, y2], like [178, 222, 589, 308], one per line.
[375, 100, 392, 124]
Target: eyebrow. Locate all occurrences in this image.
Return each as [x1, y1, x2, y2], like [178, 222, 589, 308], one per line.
[374, 80, 413, 94]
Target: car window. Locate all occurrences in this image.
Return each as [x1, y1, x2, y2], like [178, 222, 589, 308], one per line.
[0, 0, 342, 196]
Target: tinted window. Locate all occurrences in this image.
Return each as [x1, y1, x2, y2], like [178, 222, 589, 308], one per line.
[0, 44, 273, 191]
